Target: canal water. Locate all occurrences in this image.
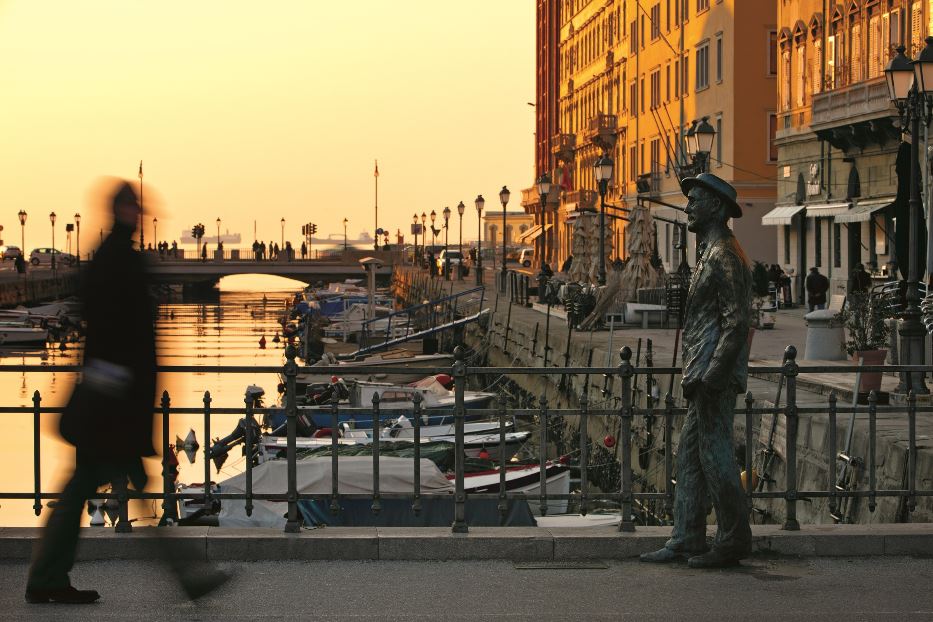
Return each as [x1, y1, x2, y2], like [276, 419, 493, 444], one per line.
[0, 274, 305, 527]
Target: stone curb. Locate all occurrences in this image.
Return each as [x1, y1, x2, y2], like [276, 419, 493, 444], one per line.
[3, 524, 933, 562]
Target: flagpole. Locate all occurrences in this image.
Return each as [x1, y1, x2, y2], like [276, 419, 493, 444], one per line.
[138, 160, 144, 250]
[374, 159, 379, 251]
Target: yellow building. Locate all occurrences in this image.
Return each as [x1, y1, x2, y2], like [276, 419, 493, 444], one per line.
[526, 0, 777, 274]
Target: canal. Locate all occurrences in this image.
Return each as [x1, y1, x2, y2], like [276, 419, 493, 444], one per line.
[0, 274, 305, 527]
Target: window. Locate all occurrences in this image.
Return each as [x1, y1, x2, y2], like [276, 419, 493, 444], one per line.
[768, 113, 778, 162]
[674, 58, 680, 97]
[650, 69, 661, 108]
[850, 20, 862, 84]
[827, 34, 836, 89]
[651, 4, 661, 40]
[768, 30, 778, 75]
[650, 138, 661, 175]
[641, 14, 646, 48]
[868, 14, 882, 79]
[630, 20, 638, 55]
[666, 0, 671, 32]
[873, 213, 888, 255]
[681, 0, 689, 23]
[682, 53, 690, 95]
[715, 115, 722, 167]
[814, 217, 823, 267]
[630, 80, 637, 117]
[640, 142, 645, 176]
[783, 224, 791, 264]
[640, 75, 645, 112]
[781, 47, 791, 109]
[812, 37, 823, 94]
[696, 42, 710, 90]
[795, 43, 806, 107]
[674, 0, 680, 26]
[912, 2, 923, 57]
[697, 0, 709, 12]
[715, 33, 723, 82]
[665, 63, 671, 101]
[629, 145, 637, 181]
[833, 223, 842, 268]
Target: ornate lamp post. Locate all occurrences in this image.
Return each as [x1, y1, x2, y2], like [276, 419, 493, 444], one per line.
[49, 212, 57, 271]
[420, 212, 427, 264]
[412, 213, 419, 266]
[885, 41, 933, 394]
[343, 218, 348, 252]
[216, 218, 221, 251]
[474, 194, 484, 285]
[74, 213, 81, 265]
[280, 217, 285, 249]
[499, 186, 510, 292]
[442, 205, 451, 280]
[536, 172, 551, 266]
[594, 154, 614, 286]
[692, 117, 716, 173]
[456, 201, 465, 280]
[684, 120, 698, 164]
[18, 210, 26, 274]
[152, 216, 156, 252]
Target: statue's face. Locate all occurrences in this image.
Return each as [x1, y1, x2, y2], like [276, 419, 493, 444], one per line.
[685, 186, 723, 233]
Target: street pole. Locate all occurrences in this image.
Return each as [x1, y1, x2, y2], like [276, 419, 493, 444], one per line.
[152, 217, 157, 251]
[598, 183, 607, 286]
[18, 211, 26, 275]
[343, 218, 348, 252]
[457, 201, 465, 281]
[50, 212, 56, 273]
[475, 195, 484, 286]
[374, 160, 379, 250]
[138, 161, 144, 251]
[75, 213, 81, 265]
[499, 186, 510, 293]
[280, 218, 284, 250]
[443, 207, 450, 281]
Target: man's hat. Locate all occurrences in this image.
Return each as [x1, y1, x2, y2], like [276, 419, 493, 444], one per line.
[681, 172, 742, 218]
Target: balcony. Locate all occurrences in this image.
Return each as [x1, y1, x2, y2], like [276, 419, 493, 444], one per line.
[775, 106, 812, 141]
[551, 133, 576, 162]
[584, 113, 617, 150]
[811, 78, 896, 129]
[563, 189, 597, 212]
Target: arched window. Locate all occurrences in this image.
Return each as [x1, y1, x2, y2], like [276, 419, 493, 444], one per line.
[848, 1, 863, 84]
[830, 6, 846, 88]
[810, 14, 824, 93]
[794, 21, 808, 107]
[779, 28, 792, 110]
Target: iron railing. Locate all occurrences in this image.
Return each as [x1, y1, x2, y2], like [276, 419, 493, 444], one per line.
[2, 344, 931, 533]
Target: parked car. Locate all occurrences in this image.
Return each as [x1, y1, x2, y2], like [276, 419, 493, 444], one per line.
[0, 245, 22, 260]
[518, 248, 535, 268]
[436, 250, 464, 276]
[29, 248, 75, 267]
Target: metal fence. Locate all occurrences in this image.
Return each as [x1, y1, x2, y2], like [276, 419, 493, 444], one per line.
[2, 344, 931, 533]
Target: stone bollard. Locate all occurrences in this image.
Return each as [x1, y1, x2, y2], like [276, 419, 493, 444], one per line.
[803, 309, 846, 360]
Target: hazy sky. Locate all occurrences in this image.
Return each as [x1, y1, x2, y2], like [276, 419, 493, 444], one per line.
[0, 1, 534, 250]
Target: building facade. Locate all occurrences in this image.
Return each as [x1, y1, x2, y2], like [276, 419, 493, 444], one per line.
[769, 0, 932, 301]
[526, 0, 778, 275]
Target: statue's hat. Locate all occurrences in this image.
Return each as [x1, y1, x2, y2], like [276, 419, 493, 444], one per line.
[680, 173, 742, 218]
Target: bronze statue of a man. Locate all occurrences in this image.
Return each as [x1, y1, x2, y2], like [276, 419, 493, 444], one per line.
[641, 173, 753, 568]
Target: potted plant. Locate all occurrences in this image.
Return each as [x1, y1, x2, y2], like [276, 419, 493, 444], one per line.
[751, 261, 776, 330]
[836, 291, 889, 394]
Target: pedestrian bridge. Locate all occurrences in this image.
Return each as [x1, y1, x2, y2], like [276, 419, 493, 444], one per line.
[146, 253, 396, 285]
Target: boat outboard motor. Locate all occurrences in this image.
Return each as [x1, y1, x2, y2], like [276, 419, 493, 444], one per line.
[208, 416, 262, 471]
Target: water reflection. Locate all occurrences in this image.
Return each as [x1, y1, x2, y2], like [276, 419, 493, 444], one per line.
[0, 274, 305, 526]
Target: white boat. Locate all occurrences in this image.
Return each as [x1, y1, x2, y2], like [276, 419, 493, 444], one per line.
[0, 323, 49, 346]
[296, 351, 454, 386]
[323, 303, 411, 341]
[458, 462, 571, 515]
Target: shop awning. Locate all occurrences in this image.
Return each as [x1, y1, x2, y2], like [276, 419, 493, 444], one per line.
[805, 201, 851, 217]
[761, 205, 806, 226]
[835, 197, 892, 224]
[517, 224, 542, 242]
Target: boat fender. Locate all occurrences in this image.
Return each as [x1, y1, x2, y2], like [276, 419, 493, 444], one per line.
[603, 435, 616, 448]
[312, 427, 335, 439]
[258, 335, 267, 349]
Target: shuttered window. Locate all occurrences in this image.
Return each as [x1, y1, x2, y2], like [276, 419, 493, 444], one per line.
[912, 2, 923, 57]
[796, 44, 806, 107]
[827, 34, 836, 89]
[868, 15, 881, 78]
[851, 22, 862, 84]
[782, 48, 792, 109]
[813, 38, 823, 93]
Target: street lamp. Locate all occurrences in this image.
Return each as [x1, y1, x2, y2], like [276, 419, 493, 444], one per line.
[536, 172, 552, 266]
[474, 194, 485, 285]
[49, 212, 57, 271]
[693, 117, 716, 172]
[420, 212, 427, 264]
[18, 210, 26, 275]
[442, 205, 451, 280]
[594, 153, 614, 286]
[216, 218, 221, 252]
[456, 201, 465, 280]
[885, 41, 933, 394]
[343, 218, 348, 252]
[499, 185, 510, 292]
[152, 216, 156, 252]
[74, 213, 81, 265]
[280, 217, 285, 249]
[684, 119, 698, 160]
[412, 213, 419, 266]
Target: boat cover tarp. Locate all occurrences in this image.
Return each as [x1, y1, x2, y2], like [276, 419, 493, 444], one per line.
[218, 456, 453, 527]
[299, 497, 536, 527]
[291, 441, 524, 474]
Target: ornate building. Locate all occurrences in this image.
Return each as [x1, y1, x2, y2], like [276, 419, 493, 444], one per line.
[526, 0, 777, 274]
[767, 0, 931, 300]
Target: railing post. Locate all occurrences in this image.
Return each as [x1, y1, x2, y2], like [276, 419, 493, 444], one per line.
[244, 388, 255, 518]
[412, 392, 423, 515]
[663, 392, 674, 522]
[159, 390, 178, 525]
[114, 475, 132, 533]
[868, 389, 877, 513]
[284, 345, 301, 533]
[371, 392, 382, 515]
[497, 392, 508, 519]
[32, 390, 42, 517]
[203, 390, 212, 514]
[579, 391, 589, 516]
[782, 345, 800, 531]
[451, 346, 468, 533]
[330, 394, 341, 515]
[618, 346, 635, 532]
[538, 394, 549, 516]
[744, 391, 754, 511]
[828, 391, 838, 518]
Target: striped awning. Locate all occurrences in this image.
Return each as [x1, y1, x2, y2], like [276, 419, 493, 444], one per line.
[517, 224, 543, 242]
[835, 198, 892, 223]
[805, 201, 851, 217]
[761, 205, 805, 226]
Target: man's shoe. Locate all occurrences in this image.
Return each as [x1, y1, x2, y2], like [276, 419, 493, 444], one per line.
[179, 568, 231, 600]
[639, 547, 689, 563]
[25, 586, 101, 604]
[687, 549, 742, 569]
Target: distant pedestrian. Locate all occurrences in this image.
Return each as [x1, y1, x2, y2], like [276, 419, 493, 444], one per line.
[15, 254, 26, 274]
[849, 262, 871, 294]
[26, 180, 229, 604]
[805, 266, 829, 311]
[273, 242, 279, 259]
[201, 244, 207, 262]
[300, 241, 307, 259]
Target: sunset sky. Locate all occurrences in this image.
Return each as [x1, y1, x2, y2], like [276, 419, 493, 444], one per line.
[0, 1, 534, 251]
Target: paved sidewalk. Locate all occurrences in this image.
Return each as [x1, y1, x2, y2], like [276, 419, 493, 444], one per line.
[2, 556, 932, 620]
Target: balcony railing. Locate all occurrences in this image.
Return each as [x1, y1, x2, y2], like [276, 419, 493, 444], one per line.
[584, 113, 617, 149]
[563, 189, 598, 211]
[3, 345, 931, 533]
[551, 133, 576, 162]
[812, 77, 895, 128]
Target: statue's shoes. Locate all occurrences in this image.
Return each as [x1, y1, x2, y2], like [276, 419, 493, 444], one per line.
[686, 549, 743, 569]
[640, 547, 692, 563]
